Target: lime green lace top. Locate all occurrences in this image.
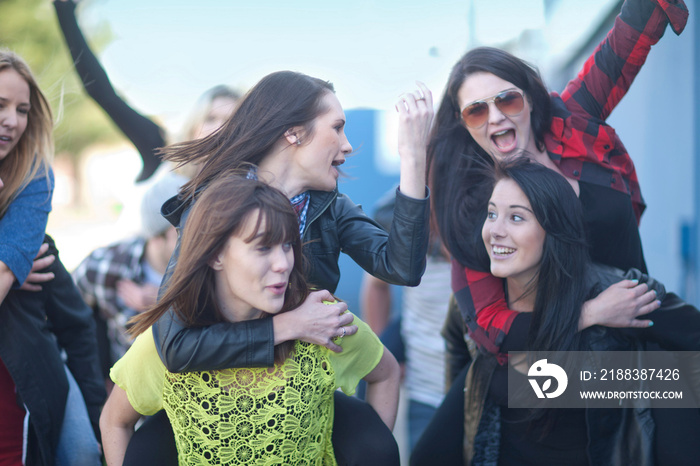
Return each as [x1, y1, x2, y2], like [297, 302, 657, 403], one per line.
[111, 313, 383, 465]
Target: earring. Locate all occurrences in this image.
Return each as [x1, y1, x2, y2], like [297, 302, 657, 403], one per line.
[296, 139, 301, 146]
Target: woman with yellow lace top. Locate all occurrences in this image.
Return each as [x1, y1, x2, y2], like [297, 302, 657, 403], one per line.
[99, 175, 400, 466]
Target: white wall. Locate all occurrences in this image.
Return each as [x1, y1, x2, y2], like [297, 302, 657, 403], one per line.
[606, 5, 696, 298]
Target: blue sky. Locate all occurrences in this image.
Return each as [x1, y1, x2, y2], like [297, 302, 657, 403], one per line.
[79, 0, 471, 128]
[76, 0, 615, 131]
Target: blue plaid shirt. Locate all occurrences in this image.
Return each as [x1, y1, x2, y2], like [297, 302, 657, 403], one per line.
[247, 166, 310, 236]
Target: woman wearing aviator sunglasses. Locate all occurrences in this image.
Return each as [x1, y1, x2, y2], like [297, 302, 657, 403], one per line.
[419, 0, 692, 464]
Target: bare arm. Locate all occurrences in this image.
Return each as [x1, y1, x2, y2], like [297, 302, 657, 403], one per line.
[363, 346, 401, 431]
[396, 82, 433, 200]
[579, 280, 659, 330]
[100, 385, 141, 466]
[360, 273, 392, 335]
[561, 0, 688, 122]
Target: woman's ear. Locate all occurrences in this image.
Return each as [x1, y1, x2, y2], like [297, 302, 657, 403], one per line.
[209, 253, 224, 271]
[284, 127, 304, 146]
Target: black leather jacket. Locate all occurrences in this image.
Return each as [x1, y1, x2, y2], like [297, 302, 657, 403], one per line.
[0, 236, 105, 466]
[152, 185, 430, 372]
[449, 264, 700, 465]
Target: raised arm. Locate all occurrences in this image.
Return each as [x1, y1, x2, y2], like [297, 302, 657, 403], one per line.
[328, 84, 433, 287]
[396, 82, 433, 200]
[560, 0, 687, 122]
[53, 0, 164, 181]
[550, 0, 688, 222]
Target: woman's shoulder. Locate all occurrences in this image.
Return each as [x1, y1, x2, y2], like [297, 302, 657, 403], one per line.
[9, 164, 54, 209]
[308, 188, 339, 212]
[161, 193, 192, 228]
[584, 263, 626, 291]
[585, 263, 665, 300]
[23, 164, 54, 189]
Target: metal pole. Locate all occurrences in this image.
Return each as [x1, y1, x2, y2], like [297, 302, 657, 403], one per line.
[693, 0, 700, 305]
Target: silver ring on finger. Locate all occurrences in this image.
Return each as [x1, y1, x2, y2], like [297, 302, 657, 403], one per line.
[336, 327, 346, 341]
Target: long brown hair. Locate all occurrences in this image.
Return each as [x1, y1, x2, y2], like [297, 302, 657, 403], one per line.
[159, 71, 334, 201]
[130, 174, 309, 362]
[428, 47, 552, 271]
[0, 50, 53, 217]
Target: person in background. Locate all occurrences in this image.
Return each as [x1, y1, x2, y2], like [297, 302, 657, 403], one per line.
[0, 49, 104, 466]
[53, 0, 241, 182]
[72, 173, 185, 389]
[360, 187, 453, 451]
[100, 175, 401, 465]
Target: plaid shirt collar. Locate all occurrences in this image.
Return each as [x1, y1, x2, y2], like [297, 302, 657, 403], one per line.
[247, 166, 309, 235]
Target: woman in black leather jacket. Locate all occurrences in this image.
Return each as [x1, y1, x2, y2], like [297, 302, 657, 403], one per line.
[414, 159, 700, 465]
[126, 71, 433, 465]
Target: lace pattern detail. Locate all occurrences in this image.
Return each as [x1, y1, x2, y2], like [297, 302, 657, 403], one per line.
[163, 341, 338, 465]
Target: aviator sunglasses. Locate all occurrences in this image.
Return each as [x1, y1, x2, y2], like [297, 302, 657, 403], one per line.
[460, 89, 525, 128]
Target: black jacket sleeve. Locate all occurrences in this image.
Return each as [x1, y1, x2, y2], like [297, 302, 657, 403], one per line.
[53, 0, 164, 181]
[42, 236, 106, 440]
[153, 187, 430, 372]
[334, 188, 430, 287]
[442, 294, 472, 389]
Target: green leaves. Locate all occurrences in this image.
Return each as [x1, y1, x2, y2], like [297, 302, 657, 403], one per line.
[0, 0, 120, 160]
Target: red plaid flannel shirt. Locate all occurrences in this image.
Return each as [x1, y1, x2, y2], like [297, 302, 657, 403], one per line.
[455, 0, 689, 355]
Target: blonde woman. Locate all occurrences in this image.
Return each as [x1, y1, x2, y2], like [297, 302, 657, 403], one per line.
[0, 49, 104, 466]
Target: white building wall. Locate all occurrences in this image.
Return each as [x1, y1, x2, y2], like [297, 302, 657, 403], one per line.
[606, 1, 696, 299]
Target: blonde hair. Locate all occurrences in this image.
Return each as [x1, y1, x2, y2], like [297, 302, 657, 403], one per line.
[0, 50, 53, 217]
[177, 85, 241, 143]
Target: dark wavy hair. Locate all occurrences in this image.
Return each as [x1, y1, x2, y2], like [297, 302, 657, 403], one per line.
[428, 47, 552, 270]
[492, 159, 590, 351]
[130, 175, 309, 363]
[161, 70, 335, 200]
